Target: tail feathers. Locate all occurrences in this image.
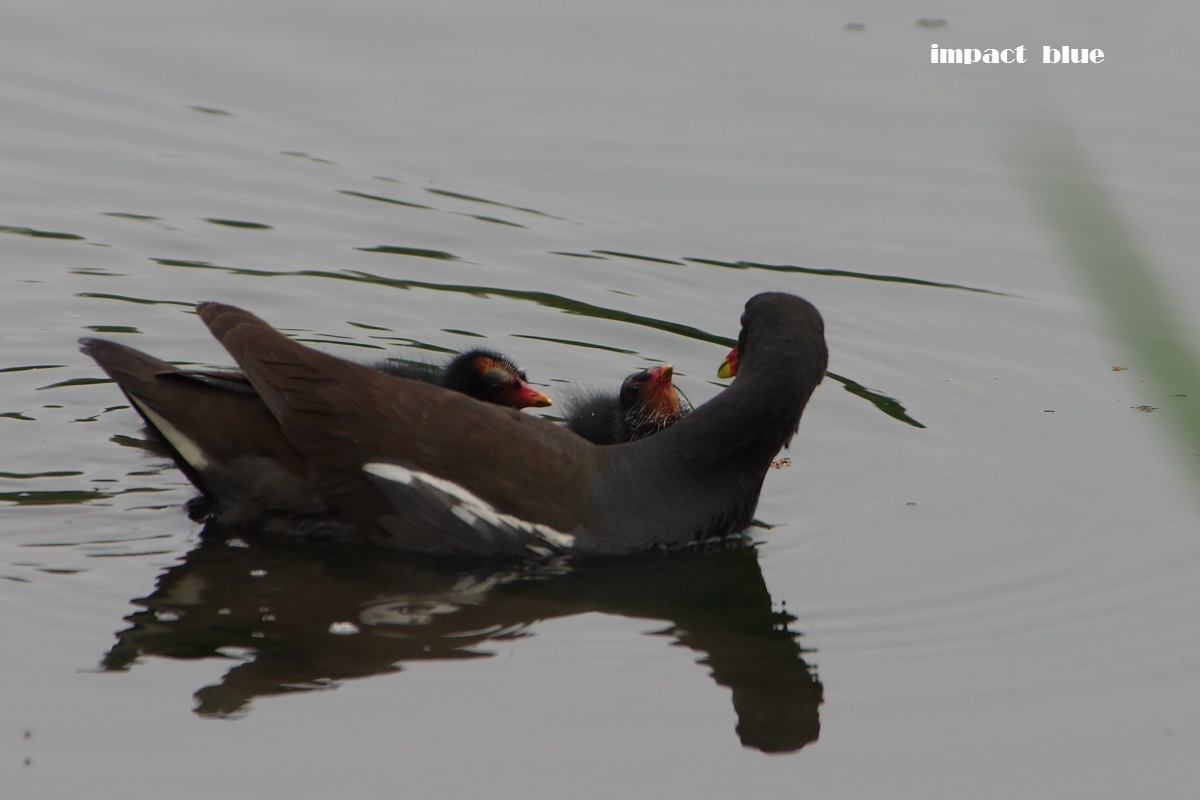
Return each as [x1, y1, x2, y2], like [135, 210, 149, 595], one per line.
[80, 338, 215, 479]
[79, 337, 309, 505]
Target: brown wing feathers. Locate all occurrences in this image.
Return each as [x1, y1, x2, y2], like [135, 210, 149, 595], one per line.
[195, 302, 596, 533]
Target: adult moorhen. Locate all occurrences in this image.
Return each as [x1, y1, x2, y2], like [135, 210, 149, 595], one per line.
[564, 364, 691, 444]
[81, 292, 827, 558]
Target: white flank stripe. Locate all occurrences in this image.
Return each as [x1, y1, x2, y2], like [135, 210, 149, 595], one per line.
[363, 462, 576, 550]
[366, 463, 415, 485]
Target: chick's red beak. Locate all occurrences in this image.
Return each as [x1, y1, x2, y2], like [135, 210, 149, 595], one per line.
[642, 364, 681, 415]
[503, 380, 553, 409]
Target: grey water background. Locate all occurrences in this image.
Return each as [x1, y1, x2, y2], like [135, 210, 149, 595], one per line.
[4, 1, 1199, 797]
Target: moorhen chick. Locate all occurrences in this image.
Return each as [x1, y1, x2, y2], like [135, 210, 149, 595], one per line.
[564, 364, 691, 444]
[167, 349, 551, 411]
[373, 350, 551, 410]
[81, 292, 827, 558]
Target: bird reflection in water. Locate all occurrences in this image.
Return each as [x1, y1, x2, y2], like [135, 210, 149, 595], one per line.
[101, 524, 823, 754]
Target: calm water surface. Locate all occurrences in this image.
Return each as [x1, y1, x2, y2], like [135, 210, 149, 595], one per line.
[4, 1, 1199, 798]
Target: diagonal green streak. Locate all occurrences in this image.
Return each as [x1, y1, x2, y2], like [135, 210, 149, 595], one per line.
[999, 109, 1200, 474]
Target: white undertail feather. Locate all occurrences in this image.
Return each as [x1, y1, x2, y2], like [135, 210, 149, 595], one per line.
[135, 399, 212, 471]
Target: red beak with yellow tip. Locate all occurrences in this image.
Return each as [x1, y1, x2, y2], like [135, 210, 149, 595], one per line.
[716, 346, 738, 379]
[504, 380, 553, 409]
